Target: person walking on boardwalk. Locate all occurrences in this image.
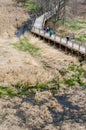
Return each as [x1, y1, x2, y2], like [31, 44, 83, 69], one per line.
[46, 26, 49, 33]
[44, 26, 49, 34]
[66, 35, 70, 44]
[49, 28, 54, 37]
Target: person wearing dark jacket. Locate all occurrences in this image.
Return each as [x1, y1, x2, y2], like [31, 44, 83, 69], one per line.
[66, 35, 70, 44]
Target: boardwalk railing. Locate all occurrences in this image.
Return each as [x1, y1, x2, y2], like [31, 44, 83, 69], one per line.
[32, 27, 86, 56]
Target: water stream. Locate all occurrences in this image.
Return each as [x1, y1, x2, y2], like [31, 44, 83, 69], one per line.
[15, 14, 36, 38]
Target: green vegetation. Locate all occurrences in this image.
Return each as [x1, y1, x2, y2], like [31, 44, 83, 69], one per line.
[36, 83, 46, 91]
[68, 25, 83, 31]
[77, 20, 86, 24]
[13, 37, 40, 56]
[25, 1, 37, 12]
[0, 86, 17, 97]
[64, 18, 86, 30]
[6, 89, 17, 97]
[76, 35, 86, 43]
[66, 19, 86, 42]
[0, 84, 36, 97]
[0, 63, 85, 98]
[64, 64, 85, 87]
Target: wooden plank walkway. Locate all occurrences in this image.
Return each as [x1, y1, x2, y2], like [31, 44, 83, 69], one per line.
[31, 12, 86, 59]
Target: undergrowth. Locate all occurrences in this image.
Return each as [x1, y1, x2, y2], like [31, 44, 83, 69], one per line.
[68, 25, 83, 31]
[25, 1, 37, 13]
[13, 37, 40, 56]
[76, 35, 86, 43]
[0, 64, 85, 98]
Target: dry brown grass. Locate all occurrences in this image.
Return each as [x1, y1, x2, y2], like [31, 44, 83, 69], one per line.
[0, 0, 28, 38]
[0, 33, 78, 87]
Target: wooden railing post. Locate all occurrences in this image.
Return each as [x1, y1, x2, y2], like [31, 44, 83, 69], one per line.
[39, 28, 40, 34]
[60, 36, 62, 50]
[71, 40, 74, 55]
[72, 39, 75, 48]
[65, 36, 68, 53]
[34, 26, 35, 31]
[85, 45, 86, 61]
[54, 35, 56, 47]
[39, 28, 41, 38]
[79, 43, 80, 51]
[78, 43, 80, 57]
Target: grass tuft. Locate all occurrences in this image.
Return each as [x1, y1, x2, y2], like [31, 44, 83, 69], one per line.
[68, 25, 83, 30]
[76, 35, 86, 43]
[25, 1, 37, 12]
[13, 37, 40, 56]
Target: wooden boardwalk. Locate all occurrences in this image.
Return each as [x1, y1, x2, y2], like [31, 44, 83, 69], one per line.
[31, 12, 86, 60]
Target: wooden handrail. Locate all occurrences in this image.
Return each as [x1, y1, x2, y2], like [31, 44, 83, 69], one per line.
[32, 26, 86, 56]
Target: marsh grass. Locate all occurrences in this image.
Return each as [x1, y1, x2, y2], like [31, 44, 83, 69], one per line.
[0, 63, 85, 98]
[76, 35, 86, 43]
[36, 83, 46, 91]
[0, 85, 31, 97]
[65, 64, 85, 87]
[76, 20, 86, 24]
[25, 1, 37, 12]
[68, 25, 83, 31]
[6, 89, 17, 97]
[13, 37, 40, 56]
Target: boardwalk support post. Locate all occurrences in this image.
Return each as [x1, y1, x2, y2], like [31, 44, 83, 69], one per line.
[78, 44, 80, 57]
[71, 41, 74, 55]
[54, 35, 56, 47]
[60, 37, 62, 50]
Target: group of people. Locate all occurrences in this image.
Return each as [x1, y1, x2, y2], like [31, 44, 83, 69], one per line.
[44, 26, 54, 37]
[44, 25, 74, 44]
